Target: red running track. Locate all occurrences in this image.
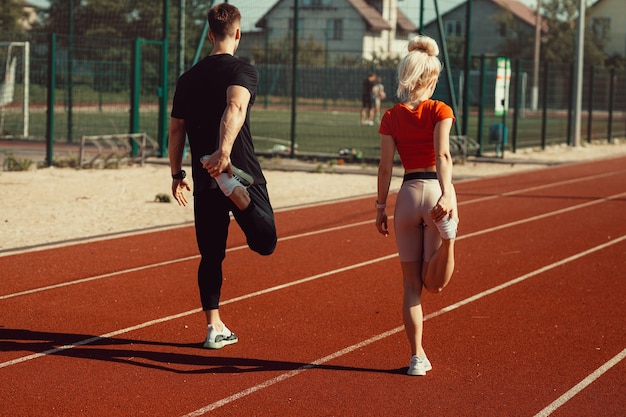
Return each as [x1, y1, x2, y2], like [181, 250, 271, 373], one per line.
[1, 156, 625, 417]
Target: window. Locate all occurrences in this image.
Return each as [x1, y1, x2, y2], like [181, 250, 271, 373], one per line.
[289, 18, 304, 31]
[326, 19, 343, 40]
[445, 20, 463, 37]
[498, 23, 507, 38]
[302, 0, 331, 7]
[591, 17, 610, 40]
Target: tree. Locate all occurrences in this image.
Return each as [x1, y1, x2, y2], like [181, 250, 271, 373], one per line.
[41, 0, 163, 40]
[493, 8, 536, 60]
[36, 0, 212, 70]
[540, 0, 605, 66]
[0, 0, 27, 32]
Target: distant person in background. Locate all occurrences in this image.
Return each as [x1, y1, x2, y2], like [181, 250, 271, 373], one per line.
[361, 72, 377, 126]
[373, 76, 386, 123]
[375, 35, 458, 376]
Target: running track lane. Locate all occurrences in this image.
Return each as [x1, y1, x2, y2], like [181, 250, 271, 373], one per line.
[0, 156, 624, 416]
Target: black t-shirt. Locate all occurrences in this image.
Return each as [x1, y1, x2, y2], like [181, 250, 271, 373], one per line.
[171, 54, 265, 194]
[362, 77, 374, 99]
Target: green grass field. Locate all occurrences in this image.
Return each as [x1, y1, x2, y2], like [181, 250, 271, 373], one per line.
[2, 103, 622, 161]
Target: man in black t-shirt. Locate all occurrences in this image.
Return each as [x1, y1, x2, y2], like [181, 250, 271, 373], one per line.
[168, 3, 277, 349]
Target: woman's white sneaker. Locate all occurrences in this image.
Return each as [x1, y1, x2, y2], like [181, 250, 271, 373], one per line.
[407, 355, 432, 376]
[433, 214, 458, 240]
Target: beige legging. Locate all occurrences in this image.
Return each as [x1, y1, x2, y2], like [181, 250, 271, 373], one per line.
[394, 179, 458, 263]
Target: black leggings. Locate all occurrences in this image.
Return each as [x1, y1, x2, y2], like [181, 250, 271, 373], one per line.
[193, 184, 277, 310]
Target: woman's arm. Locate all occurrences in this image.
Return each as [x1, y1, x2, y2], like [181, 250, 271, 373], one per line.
[376, 134, 396, 236]
[432, 117, 454, 220]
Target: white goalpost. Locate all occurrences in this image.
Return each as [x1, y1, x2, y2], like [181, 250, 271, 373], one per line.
[0, 41, 30, 138]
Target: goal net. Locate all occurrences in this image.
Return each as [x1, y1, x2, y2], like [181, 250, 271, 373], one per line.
[0, 41, 30, 139]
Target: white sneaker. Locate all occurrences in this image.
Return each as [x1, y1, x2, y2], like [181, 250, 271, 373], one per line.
[203, 324, 238, 349]
[200, 155, 254, 197]
[433, 214, 458, 240]
[231, 165, 254, 187]
[214, 173, 243, 197]
[407, 355, 432, 376]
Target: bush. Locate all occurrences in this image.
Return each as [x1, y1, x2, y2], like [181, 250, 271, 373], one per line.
[2, 153, 33, 171]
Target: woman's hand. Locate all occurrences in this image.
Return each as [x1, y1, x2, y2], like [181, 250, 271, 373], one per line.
[431, 194, 453, 222]
[376, 209, 389, 236]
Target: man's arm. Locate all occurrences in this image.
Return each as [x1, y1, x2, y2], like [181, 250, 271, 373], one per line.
[205, 85, 251, 177]
[168, 117, 191, 206]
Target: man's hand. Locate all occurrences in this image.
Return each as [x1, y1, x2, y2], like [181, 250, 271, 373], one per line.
[172, 179, 191, 206]
[202, 151, 232, 178]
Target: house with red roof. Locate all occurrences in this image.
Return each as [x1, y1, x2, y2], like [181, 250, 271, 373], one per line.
[236, 0, 417, 63]
[420, 0, 541, 58]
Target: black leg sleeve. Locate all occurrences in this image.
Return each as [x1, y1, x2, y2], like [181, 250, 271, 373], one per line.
[232, 184, 277, 256]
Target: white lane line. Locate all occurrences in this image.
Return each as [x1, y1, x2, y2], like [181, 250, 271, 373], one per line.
[459, 170, 623, 206]
[182, 326, 405, 417]
[459, 192, 626, 240]
[2, 235, 624, 412]
[533, 348, 626, 417]
[0, 254, 397, 370]
[0, 255, 199, 301]
[0, 220, 373, 301]
[0, 309, 203, 369]
[182, 235, 626, 416]
[219, 254, 397, 306]
[3, 186, 624, 301]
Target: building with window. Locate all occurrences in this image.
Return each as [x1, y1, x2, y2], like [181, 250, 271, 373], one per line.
[420, 0, 539, 58]
[588, 0, 626, 57]
[236, 0, 417, 63]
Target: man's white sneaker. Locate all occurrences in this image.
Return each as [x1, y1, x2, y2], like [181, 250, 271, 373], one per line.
[200, 155, 254, 197]
[214, 173, 243, 197]
[407, 355, 432, 376]
[231, 165, 254, 187]
[203, 324, 238, 349]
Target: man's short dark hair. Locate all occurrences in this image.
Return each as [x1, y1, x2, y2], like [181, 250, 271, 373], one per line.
[208, 3, 241, 40]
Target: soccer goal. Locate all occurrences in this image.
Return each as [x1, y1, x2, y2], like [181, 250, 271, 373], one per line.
[0, 41, 30, 139]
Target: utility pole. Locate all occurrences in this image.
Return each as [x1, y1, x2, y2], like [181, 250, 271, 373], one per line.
[179, 0, 185, 75]
[571, 0, 585, 147]
[531, 0, 542, 111]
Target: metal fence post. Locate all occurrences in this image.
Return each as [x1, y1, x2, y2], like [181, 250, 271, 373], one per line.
[476, 54, 486, 157]
[540, 61, 548, 150]
[158, 0, 169, 158]
[511, 59, 521, 154]
[46, 33, 56, 167]
[586, 65, 594, 143]
[607, 68, 615, 143]
[130, 38, 142, 157]
[566, 63, 574, 146]
[289, 0, 299, 159]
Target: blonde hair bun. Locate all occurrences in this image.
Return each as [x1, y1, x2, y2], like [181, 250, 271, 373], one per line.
[407, 36, 439, 57]
[395, 35, 443, 103]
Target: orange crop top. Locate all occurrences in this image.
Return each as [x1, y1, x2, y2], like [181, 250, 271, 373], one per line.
[379, 100, 455, 169]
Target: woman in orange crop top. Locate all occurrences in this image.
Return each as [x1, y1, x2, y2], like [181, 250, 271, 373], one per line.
[375, 35, 458, 377]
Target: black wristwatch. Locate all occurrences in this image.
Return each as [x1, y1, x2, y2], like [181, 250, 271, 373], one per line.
[172, 169, 186, 180]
